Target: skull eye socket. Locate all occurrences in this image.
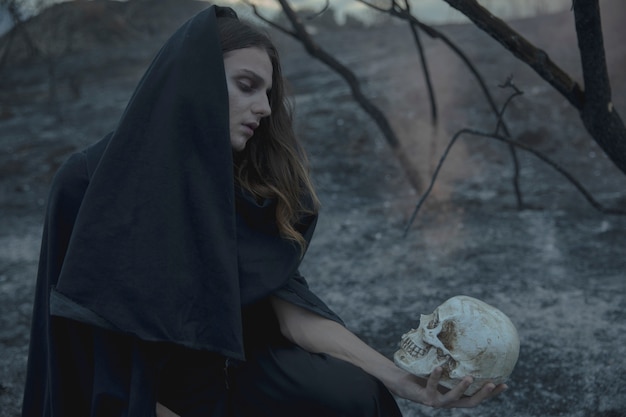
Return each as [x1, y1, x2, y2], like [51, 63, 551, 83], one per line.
[437, 320, 456, 350]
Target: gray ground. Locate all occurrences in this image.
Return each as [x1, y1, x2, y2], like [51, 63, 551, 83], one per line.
[1, 1, 625, 416]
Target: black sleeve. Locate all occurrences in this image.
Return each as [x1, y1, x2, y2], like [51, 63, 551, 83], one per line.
[273, 270, 345, 326]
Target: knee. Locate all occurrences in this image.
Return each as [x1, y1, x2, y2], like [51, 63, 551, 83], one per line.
[233, 347, 401, 417]
[300, 354, 401, 417]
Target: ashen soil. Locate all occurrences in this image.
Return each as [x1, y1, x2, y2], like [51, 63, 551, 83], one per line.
[1, 1, 625, 416]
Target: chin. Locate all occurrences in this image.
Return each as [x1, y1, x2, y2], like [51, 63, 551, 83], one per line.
[231, 138, 248, 152]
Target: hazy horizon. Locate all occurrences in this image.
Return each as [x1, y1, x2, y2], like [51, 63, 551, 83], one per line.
[1, 0, 573, 36]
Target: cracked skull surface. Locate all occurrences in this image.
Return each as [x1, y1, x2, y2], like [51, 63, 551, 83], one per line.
[394, 295, 520, 395]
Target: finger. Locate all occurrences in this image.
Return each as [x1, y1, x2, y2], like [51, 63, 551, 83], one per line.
[442, 376, 473, 403]
[426, 367, 443, 392]
[486, 383, 508, 399]
[471, 382, 496, 404]
[452, 382, 497, 408]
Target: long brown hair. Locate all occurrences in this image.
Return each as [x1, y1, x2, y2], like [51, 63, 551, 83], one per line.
[217, 16, 319, 253]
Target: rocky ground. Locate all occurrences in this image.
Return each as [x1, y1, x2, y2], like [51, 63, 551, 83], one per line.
[1, 1, 625, 416]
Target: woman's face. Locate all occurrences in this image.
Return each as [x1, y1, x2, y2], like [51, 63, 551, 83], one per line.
[223, 47, 273, 151]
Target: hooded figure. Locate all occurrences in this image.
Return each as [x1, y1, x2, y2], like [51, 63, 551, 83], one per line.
[21, 5, 405, 417]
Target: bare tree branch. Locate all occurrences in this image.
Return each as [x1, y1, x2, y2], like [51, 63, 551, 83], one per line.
[251, 0, 423, 191]
[302, 0, 330, 21]
[404, 79, 626, 235]
[441, 0, 626, 175]
[243, 1, 296, 36]
[405, 124, 626, 235]
[0, 0, 41, 70]
[356, 0, 509, 137]
[441, 0, 584, 108]
[401, 0, 437, 124]
[496, 77, 524, 208]
[357, 0, 525, 207]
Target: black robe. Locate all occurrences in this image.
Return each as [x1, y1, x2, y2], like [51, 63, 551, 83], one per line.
[21, 6, 344, 416]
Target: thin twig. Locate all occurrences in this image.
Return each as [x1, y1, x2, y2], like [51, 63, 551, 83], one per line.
[404, 80, 625, 235]
[404, 125, 626, 235]
[402, 0, 437, 124]
[356, 0, 509, 137]
[495, 77, 524, 207]
[303, 0, 330, 21]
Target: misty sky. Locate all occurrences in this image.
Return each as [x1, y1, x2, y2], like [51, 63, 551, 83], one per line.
[9, 0, 573, 24]
[0, 0, 573, 37]
[236, 0, 572, 24]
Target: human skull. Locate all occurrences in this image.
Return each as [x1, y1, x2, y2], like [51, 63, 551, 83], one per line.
[394, 295, 520, 395]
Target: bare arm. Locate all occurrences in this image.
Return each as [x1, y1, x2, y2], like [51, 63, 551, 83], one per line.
[270, 296, 506, 408]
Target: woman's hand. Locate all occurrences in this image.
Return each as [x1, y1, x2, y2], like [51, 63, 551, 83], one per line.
[388, 366, 507, 408]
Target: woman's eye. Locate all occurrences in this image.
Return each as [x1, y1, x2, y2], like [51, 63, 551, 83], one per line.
[238, 80, 254, 92]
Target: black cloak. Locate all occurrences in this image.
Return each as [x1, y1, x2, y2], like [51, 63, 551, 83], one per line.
[22, 6, 340, 416]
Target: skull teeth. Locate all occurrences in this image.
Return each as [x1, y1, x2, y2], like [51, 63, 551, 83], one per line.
[401, 337, 427, 358]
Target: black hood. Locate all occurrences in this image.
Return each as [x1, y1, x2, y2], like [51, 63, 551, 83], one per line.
[49, 5, 314, 360]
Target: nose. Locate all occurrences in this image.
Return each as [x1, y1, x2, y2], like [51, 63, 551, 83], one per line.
[253, 94, 271, 118]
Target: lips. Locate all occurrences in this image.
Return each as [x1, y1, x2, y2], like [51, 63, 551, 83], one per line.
[243, 122, 259, 137]
[241, 125, 253, 138]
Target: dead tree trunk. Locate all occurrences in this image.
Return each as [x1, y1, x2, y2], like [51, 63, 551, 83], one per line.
[572, 0, 626, 175]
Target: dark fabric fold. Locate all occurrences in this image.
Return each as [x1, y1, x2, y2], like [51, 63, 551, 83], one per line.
[51, 6, 244, 357]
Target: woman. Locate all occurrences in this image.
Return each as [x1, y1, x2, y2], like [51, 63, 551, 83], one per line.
[22, 6, 505, 416]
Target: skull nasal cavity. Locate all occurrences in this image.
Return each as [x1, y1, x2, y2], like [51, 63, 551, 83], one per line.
[427, 316, 439, 329]
[437, 321, 456, 350]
